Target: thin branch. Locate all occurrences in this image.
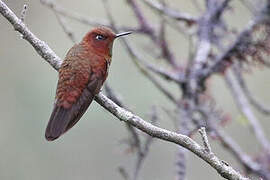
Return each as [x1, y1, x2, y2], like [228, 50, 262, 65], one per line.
[123, 40, 179, 105]
[122, 40, 185, 84]
[126, 0, 154, 34]
[41, 0, 147, 34]
[40, 0, 110, 27]
[54, 12, 76, 43]
[199, 127, 212, 153]
[126, 0, 179, 67]
[201, 4, 270, 79]
[143, 0, 197, 24]
[42, 0, 77, 44]
[0, 1, 250, 179]
[192, 98, 270, 178]
[0, 0, 62, 70]
[233, 64, 270, 115]
[214, 128, 270, 179]
[157, 12, 178, 67]
[195, 98, 269, 178]
[20, 4, 27, 23]
[224, 67, 270, 150]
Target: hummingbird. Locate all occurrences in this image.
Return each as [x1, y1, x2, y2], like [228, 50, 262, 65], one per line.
[45, 27, 131, 141]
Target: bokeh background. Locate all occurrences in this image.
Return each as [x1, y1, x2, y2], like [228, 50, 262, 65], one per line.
[0, 0, 270, 179]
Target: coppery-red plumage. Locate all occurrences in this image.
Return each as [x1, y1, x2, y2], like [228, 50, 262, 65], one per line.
[45, 27, 131, 141]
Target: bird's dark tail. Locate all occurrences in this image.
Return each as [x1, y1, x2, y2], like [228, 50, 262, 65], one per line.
[45, 106, 72, 141]
[45, 87, 96, 141]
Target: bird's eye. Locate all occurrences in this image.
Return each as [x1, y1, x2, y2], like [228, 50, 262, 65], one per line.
[95, 34, 106, 40]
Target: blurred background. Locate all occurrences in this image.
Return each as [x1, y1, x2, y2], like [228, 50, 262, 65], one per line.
[0, 0, 270, 179]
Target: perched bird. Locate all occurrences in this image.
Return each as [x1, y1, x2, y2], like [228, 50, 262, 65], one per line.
[45, 27, 131, 141]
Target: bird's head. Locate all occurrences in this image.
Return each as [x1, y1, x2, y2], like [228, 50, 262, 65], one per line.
[82, 27, 131, 57]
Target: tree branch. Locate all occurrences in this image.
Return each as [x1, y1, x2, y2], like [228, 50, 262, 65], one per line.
[199, 127, 212, 153]
[233, 64, 270, 115]
[0, 0, 62, 70]
[0, 1, 249, 179]
[143, 0, 197, 24]
[224, 67, 270, 150]
[40, 0, 110, 27]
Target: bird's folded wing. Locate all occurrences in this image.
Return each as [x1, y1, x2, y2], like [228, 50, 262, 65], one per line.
[45, 75, 104, 141]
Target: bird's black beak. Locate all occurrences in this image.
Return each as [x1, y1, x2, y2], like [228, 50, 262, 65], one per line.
[115, 31, 132, 38]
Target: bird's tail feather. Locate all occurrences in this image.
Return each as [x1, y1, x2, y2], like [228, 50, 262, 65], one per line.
[45, 106, 72, 141]
[45, 87, 95, 141]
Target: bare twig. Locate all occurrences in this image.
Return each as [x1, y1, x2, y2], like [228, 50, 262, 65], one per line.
[214, 128, 270, 179]
[225, 67, 270, 150]
[40, 0, 110, 27]
[123, 40, 185, 84]
[233, 64, 270, 115]
[143, 0, 197, 24]
[201, 4, 270, 79]
[195, 99, 269, 178]
[42, 0, 77, 44]
[126, 0, 179, 67]
[123, 41, 179, 105]
[126, 0, 154, 34]
[157, 12, 178, 67]
[20, 4, 27, 23]
[0, 0, 62, 70]
[54, 12, 76, 43]
[199, 127, 212, 153]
